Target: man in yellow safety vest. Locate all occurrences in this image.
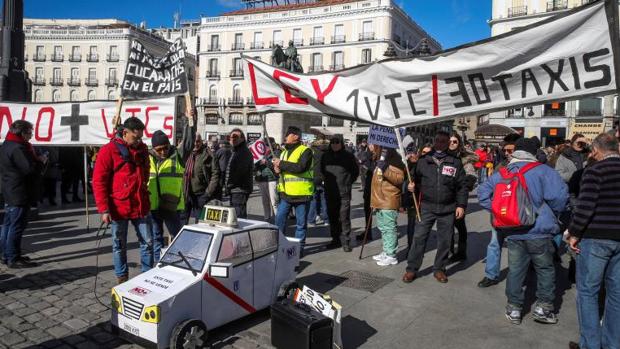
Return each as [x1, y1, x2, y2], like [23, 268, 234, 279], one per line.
[272, 126, 314, 256]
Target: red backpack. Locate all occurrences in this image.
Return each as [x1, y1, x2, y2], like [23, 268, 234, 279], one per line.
[491, 162, 541, 230]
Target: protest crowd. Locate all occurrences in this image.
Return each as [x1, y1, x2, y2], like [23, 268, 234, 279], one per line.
[0, 113, 619, 348]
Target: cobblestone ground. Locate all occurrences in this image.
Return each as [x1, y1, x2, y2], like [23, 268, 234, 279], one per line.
[0, 187, 580, 349]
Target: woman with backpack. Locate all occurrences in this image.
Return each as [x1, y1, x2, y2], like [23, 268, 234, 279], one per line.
[447, 132, 479, 262]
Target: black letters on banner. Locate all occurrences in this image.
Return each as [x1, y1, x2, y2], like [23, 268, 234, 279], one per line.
[491, 74, 512, 101]
[521, 69, 543, 98]
[541, 60, 569, 93]
[121, 38, 188, 99]
[445, 76, 472, 108]
[583, 48, 612, 89]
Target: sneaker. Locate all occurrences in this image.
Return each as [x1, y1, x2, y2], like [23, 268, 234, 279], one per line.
[315, 218, 325, 225]
[505, 308, 522, 325]
[372, 252, 386, 261]
[376, 255, 398, 266]
[478, 277, 500, 288]
[532, 305, 558, 324]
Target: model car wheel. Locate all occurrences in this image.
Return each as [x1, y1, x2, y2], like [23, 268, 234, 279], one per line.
[276, 280, 299, 301]
[170, 319, 208, 349]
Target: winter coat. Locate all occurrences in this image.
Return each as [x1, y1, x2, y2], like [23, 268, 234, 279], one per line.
[450, 149, 479, 192]
[415, 151, 468, 214]
[311, 140, 330, 185]
[555, 148, 586, 183]
[321, 148, 360, 200]
[278, 142, 314, 203]
[370, 151, 405, 210]
[224, 141, 254, 195]
[215, 146, 232, 189]
[93, 137, 150, 221]
[188, 148, 220, 198]
[478, 161, 569, 240]
[0, 137, 44, 206]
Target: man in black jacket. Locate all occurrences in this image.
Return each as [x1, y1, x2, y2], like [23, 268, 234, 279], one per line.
[224, 129, 253, 218]
[321, 135, 359, 252]
[403, 131, 468, 284]
[0, 121, 45, 268]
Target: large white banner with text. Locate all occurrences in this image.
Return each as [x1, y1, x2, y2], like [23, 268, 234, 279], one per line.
[0, 97, 176, 145]
[246, 0, 620, 127]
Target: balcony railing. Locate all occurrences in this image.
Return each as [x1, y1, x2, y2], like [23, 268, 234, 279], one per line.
[246, 97, 255, 105]
[205, 115, 219, 125]
[67, 78, 81, 86]
[359, 32, 375, 41]
[508, 6, 528, 18]
[250, 42, 264, 49]
[293, 39, 303, 47]
[201, 97, 219, 105]
[309, 37, 325, 46]
[207, 44, 221, 51]
[330, 64, 345, 71]
[85, 78, 98, 86]
[270, 40, 284, 48]
[105, 77, 118, 86]
[51, 54, 64, 62]
[308, 66, 324, 73]
[228, 116, 244, 125]
[107, 53, 120, 62]
[206, 70, 220, 78]
[328, 117, 344, 127]
[228, 97, 244, 106]
[331, 35, 346, 44]
[87, 54, 99, 62]
[231, 43, 245, 51]
[229, 69, 244, 78]
[49, 77, 64, 86]
[33, 54, 46, 62]
[547, 1, 568, 12]
[32, 76, 45, 85]
[69, 54, 82, 62]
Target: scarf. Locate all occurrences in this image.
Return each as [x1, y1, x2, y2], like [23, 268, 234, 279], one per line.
[5, 132, 38, 161]
[509, 150, 538, 164]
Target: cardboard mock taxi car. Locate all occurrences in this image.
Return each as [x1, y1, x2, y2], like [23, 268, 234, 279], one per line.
[110, 205, 300, 349]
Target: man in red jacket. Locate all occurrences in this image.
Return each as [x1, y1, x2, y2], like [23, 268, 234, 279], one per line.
[93, 117, 152, 284]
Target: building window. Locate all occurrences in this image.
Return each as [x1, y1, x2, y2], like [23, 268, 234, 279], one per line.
[53, 45, 63, 61]
[328, 117, 344, 127]
[310, 53, 323, 72]
[210, 35, 220, 51]
[272, 30, 283, 47]
[88, 46, 98, 61]
[248, 113, 262, 125]
[209, 85, 218, 101]
[231, 57, 243, 77]
[543, 102, 566, 117]
[362, 49, 372, 64]
[360, 21, 374, 40]
[252, 31, 263, 49]
[578, 97, 603, 117]
[88, 90, 96, 101]
[70, 90, 79, 102]
[311, 26, 324, 45]
[229, 113, 244, 125]
[35, 45, 45, 61]
[205, 114, 219, 125]
[332, 24, 345, 44]
[232, 84, 241, 102]
[233, 33, 243, 50]
[331, 51, 344, 70]
[293, 28, 303, 46]
[108, 90, 116, 100]
[52, 90, 61, 102]
[70, 46, 80, 61]
[208, 58, 218, 76]
[108, 45, 119, 61]
[34, 89, 42, 102]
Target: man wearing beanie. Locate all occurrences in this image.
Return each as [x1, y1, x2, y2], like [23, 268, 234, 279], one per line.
[148, 124, 194, 263]
[478, 137, 568, 325]
[273, 126, 314, 255]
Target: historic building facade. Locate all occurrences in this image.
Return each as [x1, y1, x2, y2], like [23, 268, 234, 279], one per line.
[488, 0, 617, 145]
[195, 0, 442, 143]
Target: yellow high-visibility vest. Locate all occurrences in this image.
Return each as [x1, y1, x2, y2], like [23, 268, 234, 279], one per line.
[148, 152, 185, 211]
[277, 144, 314, 196]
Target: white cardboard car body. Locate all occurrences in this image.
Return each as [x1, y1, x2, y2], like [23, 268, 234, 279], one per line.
[110, 206, 300, 348]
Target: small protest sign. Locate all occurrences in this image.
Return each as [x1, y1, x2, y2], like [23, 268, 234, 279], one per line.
[248, 139, 270, 163]
[367, 125, 406, 149]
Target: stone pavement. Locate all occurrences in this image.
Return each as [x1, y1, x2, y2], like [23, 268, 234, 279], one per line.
[0, 185, 579, 348]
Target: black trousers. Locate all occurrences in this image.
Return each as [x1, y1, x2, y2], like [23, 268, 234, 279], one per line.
[406, 209, 455, 273]
[230, 192, 249, 219]
[326, 196, 352, 246]
[450, 216, 468, 256]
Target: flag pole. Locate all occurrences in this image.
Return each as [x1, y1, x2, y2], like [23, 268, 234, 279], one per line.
[112, 96, 124, 128]
[83, 146, 90, 235]
[261, 113, 277, 159]
[394, 128, 421, 222]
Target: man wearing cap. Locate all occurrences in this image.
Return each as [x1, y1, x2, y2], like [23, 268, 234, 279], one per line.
[273, 126, 314, 255]
[478, 137, 568, 325]
[224, 128, 254, 218]
[321, 135, 359, 252]
[148, 126, 193, 263]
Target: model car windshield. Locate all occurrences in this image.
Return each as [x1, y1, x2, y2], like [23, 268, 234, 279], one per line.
[160, 229, 213, 272]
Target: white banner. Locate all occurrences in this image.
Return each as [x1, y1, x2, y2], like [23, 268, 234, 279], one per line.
[0, 97, 176, 145]
[245, 0, 620, 127]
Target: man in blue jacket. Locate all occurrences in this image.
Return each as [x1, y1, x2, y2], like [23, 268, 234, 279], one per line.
[478, 137, 568, 325]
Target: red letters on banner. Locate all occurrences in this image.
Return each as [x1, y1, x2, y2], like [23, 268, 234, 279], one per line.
[35, 107, 54, 141]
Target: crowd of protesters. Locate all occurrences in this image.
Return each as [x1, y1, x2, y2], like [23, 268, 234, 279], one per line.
[0, 115, 618, 349]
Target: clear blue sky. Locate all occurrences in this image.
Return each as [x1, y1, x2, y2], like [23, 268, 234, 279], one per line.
[20, 0, 492, 50]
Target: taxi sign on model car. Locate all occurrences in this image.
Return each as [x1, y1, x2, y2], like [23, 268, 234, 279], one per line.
[110, 205, 300, 349]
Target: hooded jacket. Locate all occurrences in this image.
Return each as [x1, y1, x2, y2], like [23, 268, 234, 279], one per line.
[479, 161, 569, 240]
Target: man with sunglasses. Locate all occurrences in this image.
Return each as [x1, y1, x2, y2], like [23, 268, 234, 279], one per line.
[555, 134, 589, 184]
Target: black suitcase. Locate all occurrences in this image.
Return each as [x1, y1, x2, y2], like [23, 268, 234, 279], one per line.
[271, 300, 334, 349]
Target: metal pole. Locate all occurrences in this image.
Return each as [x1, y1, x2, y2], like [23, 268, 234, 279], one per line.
[83, 146, 89, 234]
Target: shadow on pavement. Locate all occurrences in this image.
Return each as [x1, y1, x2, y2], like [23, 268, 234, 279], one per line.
[0, 265, 114, 293]
[341, 315, 378, 348]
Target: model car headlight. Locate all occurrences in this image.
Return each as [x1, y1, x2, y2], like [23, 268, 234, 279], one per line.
[111, 288, 122, 314]
[141, 305, 160, 324]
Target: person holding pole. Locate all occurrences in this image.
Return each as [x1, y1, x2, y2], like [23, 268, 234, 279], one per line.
[370, 146, 405, 266]
[93, 117, 152, 284]
[402, 131, 468, 284]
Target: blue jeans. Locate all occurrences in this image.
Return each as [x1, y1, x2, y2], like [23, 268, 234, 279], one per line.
[505, 238, 555, 310]
[276, 199, 310, 251]
[485, 228, 504, 280]
[111, 218, 153, 278]
[308, 185, 328, 223]
[576, 239, 620, 349]
[151, 210, 183, 263]
[0, 205, 30, 263]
